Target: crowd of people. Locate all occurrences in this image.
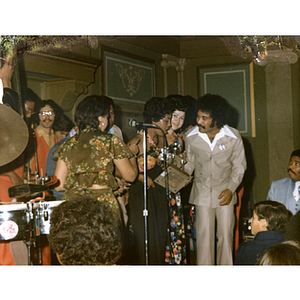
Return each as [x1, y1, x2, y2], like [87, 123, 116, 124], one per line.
[1, 57, 300, 266]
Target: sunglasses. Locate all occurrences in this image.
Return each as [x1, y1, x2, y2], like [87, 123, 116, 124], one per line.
[39, 111, 55, 117]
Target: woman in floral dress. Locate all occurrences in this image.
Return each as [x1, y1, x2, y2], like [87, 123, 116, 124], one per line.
[164, 95, 188, 265]
[53, 95, 137, 218]
[127, 97, 173, 265]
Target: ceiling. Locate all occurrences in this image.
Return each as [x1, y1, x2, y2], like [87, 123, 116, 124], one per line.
[98, 35, 232, 58]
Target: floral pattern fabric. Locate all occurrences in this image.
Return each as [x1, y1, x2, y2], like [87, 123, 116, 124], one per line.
[165, 138, 187, 265]
[165, 191, 187, 264]
[53, 128, 134, 209]
[62, 188, 119, 211]
[136, 132, 164, 172]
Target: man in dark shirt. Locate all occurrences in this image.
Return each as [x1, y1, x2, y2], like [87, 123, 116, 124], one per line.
[234, 200, 290, 265]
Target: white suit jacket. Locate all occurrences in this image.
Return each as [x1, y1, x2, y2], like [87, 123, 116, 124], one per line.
[184, 125, 246, 208]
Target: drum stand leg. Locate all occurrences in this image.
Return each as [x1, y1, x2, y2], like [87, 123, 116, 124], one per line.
[24, 237, 44, 265]
[23, 231, 35, 265]
[24, 202, 39, 265]
[38, 237, 42, 265]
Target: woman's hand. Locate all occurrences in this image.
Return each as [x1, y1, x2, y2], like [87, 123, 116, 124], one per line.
[113, 185, 126, 196]
[138, 174, 155, 189]
[128, 137, 141, 156]
[113, 178, 130, 196]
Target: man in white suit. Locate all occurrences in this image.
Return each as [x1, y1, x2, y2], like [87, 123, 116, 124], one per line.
[267, 149, 300, 216]
[184, 94, 246, 265]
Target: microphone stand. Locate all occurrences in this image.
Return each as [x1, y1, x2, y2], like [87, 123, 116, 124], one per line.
[141, 125, 169, 265]
[142, 128, 149, 265]
[129, 119, 170, 265]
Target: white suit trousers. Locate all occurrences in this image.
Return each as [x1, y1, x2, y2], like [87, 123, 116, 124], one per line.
[195, 204, 235, 265]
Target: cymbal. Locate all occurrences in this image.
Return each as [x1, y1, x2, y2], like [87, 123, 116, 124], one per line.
[0, 104, 29, 166]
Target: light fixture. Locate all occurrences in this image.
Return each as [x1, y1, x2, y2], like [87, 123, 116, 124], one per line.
[221, 36, 300, 66]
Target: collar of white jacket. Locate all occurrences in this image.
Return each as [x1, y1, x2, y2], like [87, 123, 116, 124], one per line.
[187, 124, 237, 139]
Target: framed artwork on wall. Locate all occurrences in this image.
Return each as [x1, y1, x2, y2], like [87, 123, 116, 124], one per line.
[198, 62, 255, 137]
[103, 49, 155, 107]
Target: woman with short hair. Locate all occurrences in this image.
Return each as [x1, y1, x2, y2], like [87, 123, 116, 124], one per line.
[54, 95, 137, 216]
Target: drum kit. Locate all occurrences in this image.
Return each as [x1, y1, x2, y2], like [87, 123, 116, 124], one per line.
[0, 200, 64, 261]
[0, 104, 63, 265]
[3, 182, 64, 265]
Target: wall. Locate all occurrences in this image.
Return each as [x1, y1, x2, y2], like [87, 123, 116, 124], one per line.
[265, 63, 294, 183]
[89, 37, 179, 142]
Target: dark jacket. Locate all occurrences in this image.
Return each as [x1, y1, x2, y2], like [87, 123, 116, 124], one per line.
[3, 87, 21, 114]
[234, 231, 285, 265]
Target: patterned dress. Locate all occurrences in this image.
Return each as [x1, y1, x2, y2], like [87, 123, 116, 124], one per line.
[53, 128, 134, 214]
[165, 137, 187, 265]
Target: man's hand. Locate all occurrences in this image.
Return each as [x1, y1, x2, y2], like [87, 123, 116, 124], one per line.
[218, 189, 233, 206]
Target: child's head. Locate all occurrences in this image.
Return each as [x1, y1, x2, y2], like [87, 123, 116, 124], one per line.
[250, 200, 290, 235]
[257, 240, 300, 265]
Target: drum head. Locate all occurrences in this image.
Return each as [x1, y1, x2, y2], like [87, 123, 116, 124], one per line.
[0, 203, 27, 240]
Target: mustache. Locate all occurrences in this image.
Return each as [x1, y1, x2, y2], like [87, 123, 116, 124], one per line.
[288, 168, 296, 175]
[198, 124, 205, 129]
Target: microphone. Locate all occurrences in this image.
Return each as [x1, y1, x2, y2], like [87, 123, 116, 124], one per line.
[129, 119, 159, 128]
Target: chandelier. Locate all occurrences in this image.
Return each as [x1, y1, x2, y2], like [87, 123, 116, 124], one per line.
[0, 36, 94, 59]
[221, 36, 300, 66]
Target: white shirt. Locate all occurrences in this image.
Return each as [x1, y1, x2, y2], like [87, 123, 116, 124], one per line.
[186, 125, 237, 151]
[293, 181, 300, 202]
